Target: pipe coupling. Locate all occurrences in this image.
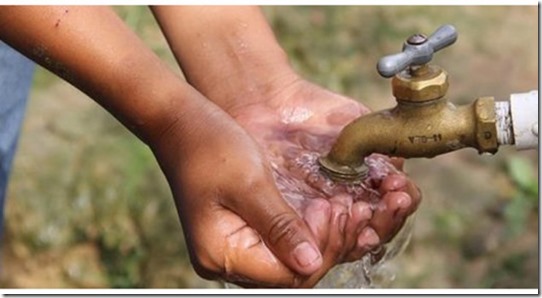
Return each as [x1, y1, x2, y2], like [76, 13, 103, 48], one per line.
[474, 96, 499, 153]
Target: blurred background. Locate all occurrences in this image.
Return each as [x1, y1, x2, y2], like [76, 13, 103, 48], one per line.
[0, 6, 538, 288]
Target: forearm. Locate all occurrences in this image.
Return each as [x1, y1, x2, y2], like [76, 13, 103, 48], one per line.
[151, 6, 299, 112]
[0, 6, 205, 145]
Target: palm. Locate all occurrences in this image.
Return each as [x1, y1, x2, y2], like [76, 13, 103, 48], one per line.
[232, 80, 421, 263]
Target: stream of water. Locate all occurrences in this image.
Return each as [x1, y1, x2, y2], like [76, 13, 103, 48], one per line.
[226, 149, 412, 288]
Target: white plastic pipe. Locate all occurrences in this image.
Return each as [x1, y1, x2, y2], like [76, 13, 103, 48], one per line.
[495, 90, 538, 150]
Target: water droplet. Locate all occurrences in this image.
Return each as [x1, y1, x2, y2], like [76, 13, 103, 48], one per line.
[307, 173, 320, 184]
[269, 148, 398, 209]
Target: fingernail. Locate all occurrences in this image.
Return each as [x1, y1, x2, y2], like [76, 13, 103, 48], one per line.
[383, 174, 407, 191]
[353, 202, 373, 222]
[358, 227, 380, 248]
[293, 242, 322, 268]
[396, 192, 412, 209]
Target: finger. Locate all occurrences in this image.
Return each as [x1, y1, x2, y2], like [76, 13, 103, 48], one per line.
[176, 166, 306, 285]
[389, 157, 405, 171]
[296, 197, 350, 287]
[302, 198, 331, 250]
[405, 179, 423, 212]
[343, 200, 372, 258]
[380, 173, 422, 215]
[343, 226, 380, 263]
[325, 197, 349, 260]
[370, 191, 412, 243]
[379, 173, 408, 193]
[185, 208, 300, 288]
[221, 222, 301, 287]
[224, 175, 323, 276]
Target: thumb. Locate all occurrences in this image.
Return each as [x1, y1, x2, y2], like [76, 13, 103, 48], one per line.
[224, 178, 323, 276]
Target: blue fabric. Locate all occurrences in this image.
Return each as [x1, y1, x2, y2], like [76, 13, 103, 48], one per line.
[0, 41, 35, 238]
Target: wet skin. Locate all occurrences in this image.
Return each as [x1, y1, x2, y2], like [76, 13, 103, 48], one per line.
[0, 6, 423, 289]
[226, 79, 422, 286]
[151, 6, 423, 287]
[150, 78, 422, 289]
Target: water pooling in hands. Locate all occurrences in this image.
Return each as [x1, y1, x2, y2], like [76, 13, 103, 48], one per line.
[231, 83, 421, 287]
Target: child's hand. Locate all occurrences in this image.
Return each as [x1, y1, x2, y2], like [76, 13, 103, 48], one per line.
[151, 6, 421, 286]
[151, 98, 330, 287]
[230, 79, 422, 282]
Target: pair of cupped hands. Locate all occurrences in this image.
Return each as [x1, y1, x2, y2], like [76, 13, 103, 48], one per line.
[152, 75, 421, 288]
[0, 5, 419, 288]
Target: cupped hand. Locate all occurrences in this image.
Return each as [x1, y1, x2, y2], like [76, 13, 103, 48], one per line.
[151, 80, 421, 288]
[229, 79, 422, 282]
[150, 94, 348, 288]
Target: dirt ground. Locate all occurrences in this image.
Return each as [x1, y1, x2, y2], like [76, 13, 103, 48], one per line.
[1, 6, 538, 289]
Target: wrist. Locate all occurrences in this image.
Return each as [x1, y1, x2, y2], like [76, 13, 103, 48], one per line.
[139, 84, 214, 152]
[181, 19, 301, 114]
[203, 55, 301, 115]
[105, 65, 198, 147]
[153, 6, 302, 114]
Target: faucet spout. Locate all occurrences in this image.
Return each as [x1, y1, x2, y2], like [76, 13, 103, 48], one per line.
[319, 25, 524, 183]
[319, 96, 500, 182]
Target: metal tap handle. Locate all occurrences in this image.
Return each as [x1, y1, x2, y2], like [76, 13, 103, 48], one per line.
[377, 24, 458, 78]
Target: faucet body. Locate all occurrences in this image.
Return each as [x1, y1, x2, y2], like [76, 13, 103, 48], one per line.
[318, 95, 498, 181]
[318, 25, 504, 182]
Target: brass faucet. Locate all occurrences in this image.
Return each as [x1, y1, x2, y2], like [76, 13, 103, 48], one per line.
[319, 25, 500, 182]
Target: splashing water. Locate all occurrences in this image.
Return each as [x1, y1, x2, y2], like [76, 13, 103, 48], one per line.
[314, 215, 415, 288]
[270, 150, 400, 213]
[224, 120, 411, 288]
[223, 216, 414, 289]
[268, 149, 410, 288]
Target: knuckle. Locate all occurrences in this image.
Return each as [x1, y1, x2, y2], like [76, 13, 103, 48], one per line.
[267, 212, 303, 247]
